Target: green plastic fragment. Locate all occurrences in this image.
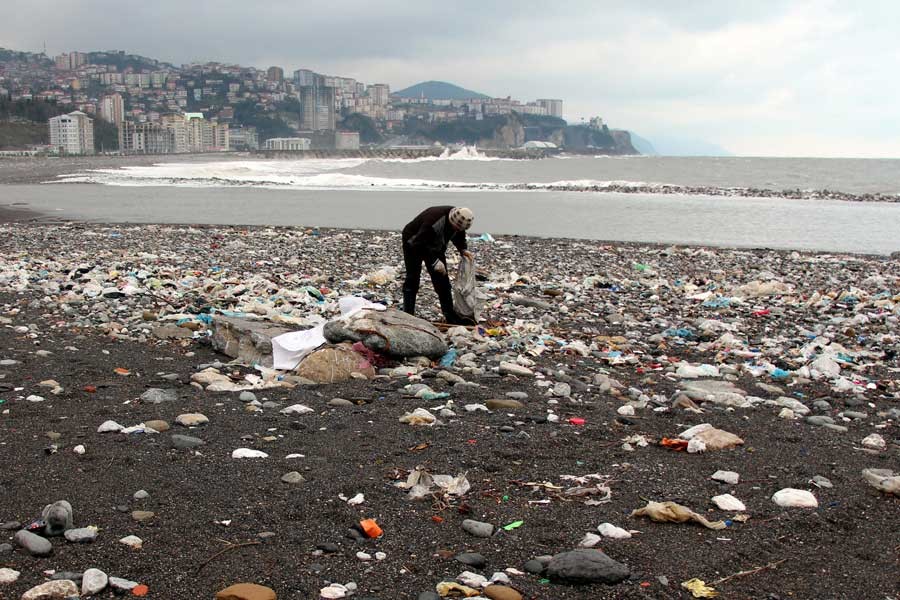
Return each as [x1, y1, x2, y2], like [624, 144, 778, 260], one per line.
[503, 520, 524, 531]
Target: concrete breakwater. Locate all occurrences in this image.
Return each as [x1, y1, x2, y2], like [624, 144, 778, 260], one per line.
[254, 148, 555, 160]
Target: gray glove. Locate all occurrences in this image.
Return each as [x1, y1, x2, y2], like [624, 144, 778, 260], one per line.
[432, 259, 447, 275]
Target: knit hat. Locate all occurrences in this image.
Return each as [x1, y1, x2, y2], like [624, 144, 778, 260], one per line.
[449, 207, 474, 230]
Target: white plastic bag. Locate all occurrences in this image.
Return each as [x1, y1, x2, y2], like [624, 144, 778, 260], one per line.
[452, 256, 485, 321]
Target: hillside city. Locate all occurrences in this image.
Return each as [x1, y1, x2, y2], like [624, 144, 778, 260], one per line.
[0, 47, 592, 156]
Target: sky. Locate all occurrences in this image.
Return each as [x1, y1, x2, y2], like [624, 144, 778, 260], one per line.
[3, 0, 900, 157]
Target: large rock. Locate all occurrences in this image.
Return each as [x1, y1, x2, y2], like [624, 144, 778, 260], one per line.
[210, 315, 292, 367]
[546, 549, 630, 585]
[323, 309, 447, 359]
[14, 530, 53, 557]
[295, 343, 376, 384]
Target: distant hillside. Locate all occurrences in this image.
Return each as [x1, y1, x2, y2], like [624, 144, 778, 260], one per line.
[633, 133, 731, 157]
[628, 132, 658, 155]
[393, 81, 490, 100]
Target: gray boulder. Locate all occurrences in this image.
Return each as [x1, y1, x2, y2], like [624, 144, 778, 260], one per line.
[14, 530, 53, 557]
[323, 309, 447, 359]
[546, 549, 630, 585]
[210, 315, 292, 367]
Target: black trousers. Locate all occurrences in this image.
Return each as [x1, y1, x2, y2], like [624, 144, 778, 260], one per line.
[402, 243, 456, 321]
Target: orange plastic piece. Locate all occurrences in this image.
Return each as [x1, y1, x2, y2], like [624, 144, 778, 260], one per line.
[360, 518, 383, 538]
[132, 584, 149, 596]
[431, 515, 444, 524]
[660, 437, 689, 451]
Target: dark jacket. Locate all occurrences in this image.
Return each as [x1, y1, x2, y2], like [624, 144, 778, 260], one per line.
[402, 206, 468, 264]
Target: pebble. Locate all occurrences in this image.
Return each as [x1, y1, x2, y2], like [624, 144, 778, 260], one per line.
[523, 559, 545, 574]
[486, 398, 524, 410]
[64, 527, 98, 543]
[484, 585, 523, 600]
[461, 519, 494, 538]
[145, 419, 170, 432]
[175, 412, 209, 427]
[73, 444, 86, 455]
[14, 529, 53, 556]
[239, 391, 258, 402]
[328, 398, 354, 407]
[499, 362, 533, 376]
[711, 470, 740, 485]
[861, 433, 886, 450]
[505, 391, 528, 400]
[0, 543, 12, 554]
[455, 552, 487, 568]
[50, 571, 83, 582]
[546, 549, 630, 584]
[712, 493, 746, 511]
[215, 582, 277, 600]
[20, 580, 79, 600]
[140, 388, 177, 403]
[281, 471, 306, 484]
[0, 567, 20, 584]
[81, 568, 108, 596]
[134, 489, 151, 500]
[119, 535, 143, 549]
[418, 593, 441, 600]
[131, 510, 155, 522]
[811, 475, 834, 488]
[171, 434, 205, 449]
[109, 577, 139, 592]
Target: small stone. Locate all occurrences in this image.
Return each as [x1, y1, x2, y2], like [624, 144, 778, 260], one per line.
[109, 577, 139, 592]
[810, 475, 834, 488]
[418, 593, 441, 600]
[140, 388, 178, 404]
[711, 470, 740, 485]
[328, 398, 354, 407]
[499, 362, 533, 376]
[484, 585, 523, 600]
[0, 521, 21, 530]
[73, 445, 86, 455]
[806, 415, 835, 427]
[50, 571, 82, 582]
[462, 519, 494, 538]
[597, 523, 632, 539]
[456, 552, 486, 568]
[281, 471, 305, 484]
[134, 489, 151, 500]
[258, 531, 276, 542]
[712, 493, 746, 511]
[317, 542, 339, 553]
[239, 391, 257, 402]
[145, 419, 170, 432]
[46, 431, 62, 440]
[119, 535, 143, 549]
[486, 398, 524, 410]
[176, 413, 209, 427]
[506, 392, 528, 400]
[170, 434, 205, 449]
[20, 580, 79, 600]
[546, 549, 630, 585]
[617, 405, 635, 416]
[14, 530, 53, 557]
[357, 551, 372, 561]
[0, 543, 12, 554]
[64, 527, 98, 543]
[215, 582, 277, 600]
[861, 433, 886, 450]
[131, 510, 155, 522]
[0, 568, 20, 584]
[81, 568, 108, 596]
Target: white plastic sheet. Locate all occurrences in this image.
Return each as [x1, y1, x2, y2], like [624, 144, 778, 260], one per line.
[452, 255, 486, 321]
[271, 296, 384, 370]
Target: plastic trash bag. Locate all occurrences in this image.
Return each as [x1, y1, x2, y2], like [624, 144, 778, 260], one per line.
[452, 255, 486, 321]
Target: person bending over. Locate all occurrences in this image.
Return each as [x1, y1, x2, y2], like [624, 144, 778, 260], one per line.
[401, 205, 474, 325]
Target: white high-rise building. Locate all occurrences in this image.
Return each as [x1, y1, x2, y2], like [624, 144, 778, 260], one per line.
[49, 111, 95, 155]
[367, 84, 390, 106]
[99, 94, 125, 125]
[537, 99, 564, 119]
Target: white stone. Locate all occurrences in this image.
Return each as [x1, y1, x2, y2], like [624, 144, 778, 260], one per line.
[320, 583, 349, 599]
[232, 448, 269, 459]
[73, 445, 86, 455]
[712, 493, 746, 511]
[119, 535, 143, 549]
[499, 361, 533, 376]
[0, 567, 20, 584]
[578, 532, 602, 547]
[81, 568, 108, 596]
[97, 420, 124, 433]
[457, 571, 488, 588]
[26, 394, 45, 402]
[356, 551, 372, 561]
[772, 488, 818, 508]
[597, 522, 632, 539]
[861, 433, 886, 451]
[616, 405, 635, 416]
[280, 403, 314, 415]
[175, 413, 208, 426]
[711, 470, 740, 485]
[21, 580, 79, 599]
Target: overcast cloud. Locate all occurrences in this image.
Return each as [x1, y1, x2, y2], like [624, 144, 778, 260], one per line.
[3, 0, 899, 157]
